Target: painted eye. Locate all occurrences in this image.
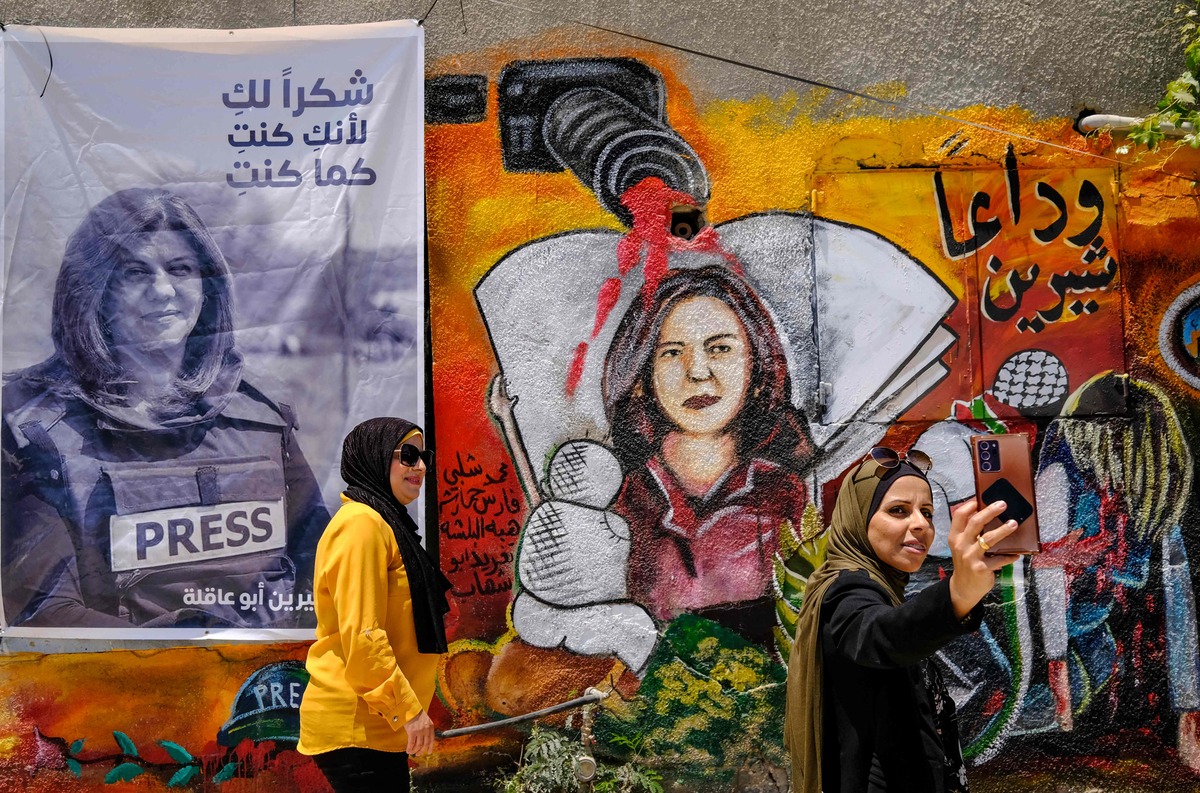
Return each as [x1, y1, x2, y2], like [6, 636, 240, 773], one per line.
[708, 343, 732, 355]
[658, 348, 682, 359]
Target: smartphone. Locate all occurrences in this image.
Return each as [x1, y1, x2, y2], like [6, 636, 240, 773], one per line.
[970, 433, 1041, 555]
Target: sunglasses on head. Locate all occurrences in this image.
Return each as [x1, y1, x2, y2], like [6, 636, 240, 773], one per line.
[853, 446, 933, 481]
[394, 443, 434, 468]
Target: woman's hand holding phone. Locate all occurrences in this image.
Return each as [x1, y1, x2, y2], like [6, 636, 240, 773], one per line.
[947, 499, 1023, 620]
[970, 433, 1042, 554]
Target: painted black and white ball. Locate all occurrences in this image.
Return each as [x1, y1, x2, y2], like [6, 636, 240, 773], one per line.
[991, 350, 1069, 416]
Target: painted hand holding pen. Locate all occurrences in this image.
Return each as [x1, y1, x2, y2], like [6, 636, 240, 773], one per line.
[486, 376, 658, 674]
[511, 440, 657, 675]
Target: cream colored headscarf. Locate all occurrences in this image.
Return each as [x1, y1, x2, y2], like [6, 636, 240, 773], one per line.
[784, 459, 928, 793]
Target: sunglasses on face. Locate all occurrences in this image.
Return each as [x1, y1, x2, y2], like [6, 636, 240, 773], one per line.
[852, 446, 933, 481]
[394, 443, 434, 468]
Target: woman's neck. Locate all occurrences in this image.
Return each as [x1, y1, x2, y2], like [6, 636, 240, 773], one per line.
[112, 343, 186, 404]
[661, 431, 738, 496]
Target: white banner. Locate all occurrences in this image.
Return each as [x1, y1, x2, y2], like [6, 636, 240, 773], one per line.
[0, 21, 426, 639]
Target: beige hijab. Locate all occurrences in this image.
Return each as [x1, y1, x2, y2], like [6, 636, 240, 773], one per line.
[784, 459, 926, 793]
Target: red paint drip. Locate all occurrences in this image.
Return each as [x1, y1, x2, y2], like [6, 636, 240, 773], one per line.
[565, 341, 590, 398]
[564, 177, 745, 399]
[618, 177, 743, 305]
[593, 277, 624, 337]
[567, 275, 623, 396]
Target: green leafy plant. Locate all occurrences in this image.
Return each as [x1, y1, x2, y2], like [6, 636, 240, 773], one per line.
[495, 725, 665, 793]
[594, 765, 664, 793]
[595, 732, 664, 793]
[496, 726, 582, 793]
[1126, 1, 1200, 150]
[606, 733, 647, 755]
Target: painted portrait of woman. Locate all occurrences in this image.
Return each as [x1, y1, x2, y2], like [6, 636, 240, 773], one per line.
[2, 187, 329, 629]
[602, 264, 815, 640]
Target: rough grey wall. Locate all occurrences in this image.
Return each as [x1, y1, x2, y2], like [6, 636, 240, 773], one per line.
[0, 0, 1182, 119]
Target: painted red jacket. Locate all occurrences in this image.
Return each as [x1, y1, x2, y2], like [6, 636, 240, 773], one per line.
[613, 454, 807, 622]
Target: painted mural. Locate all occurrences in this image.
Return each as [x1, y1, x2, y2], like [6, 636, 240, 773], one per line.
[424, 42, 1200, 793]
[3, 33, 1200, 793]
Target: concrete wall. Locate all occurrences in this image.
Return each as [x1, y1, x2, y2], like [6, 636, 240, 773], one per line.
[3, 3, 1200, 792]
[1, 0, 1179, 117]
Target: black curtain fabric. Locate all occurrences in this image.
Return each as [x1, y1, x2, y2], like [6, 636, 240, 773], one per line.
[340, 417, 450, 654]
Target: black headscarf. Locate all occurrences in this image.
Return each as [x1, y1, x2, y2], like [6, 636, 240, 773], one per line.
[341, 417, 450, 654]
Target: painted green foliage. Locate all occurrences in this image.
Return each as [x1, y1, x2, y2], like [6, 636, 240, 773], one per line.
[774, 504, 830, 656]
[113, 731, 138, 758]
[58, 730, 239, 786]
[213, 762, 239, 783]
[597, 615, 788, 781]
[104, 763, 144, 784]
[168, 765, 202, 787]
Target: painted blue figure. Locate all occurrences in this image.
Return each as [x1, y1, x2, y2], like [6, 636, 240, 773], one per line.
[2, 188, 329, 629]
[1182, 303, 1200, 365]
[1033, 372, 1199, 764]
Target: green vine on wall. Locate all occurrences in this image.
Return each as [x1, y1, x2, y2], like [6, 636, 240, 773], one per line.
[57, 729, 239, 787]
[1126, 1, 1200, 151]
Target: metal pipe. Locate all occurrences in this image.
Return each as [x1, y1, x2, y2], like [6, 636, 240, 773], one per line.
[576, 696, 598, 792]
[436, 687, 609, 738]
[1078, 113, 1194, 135]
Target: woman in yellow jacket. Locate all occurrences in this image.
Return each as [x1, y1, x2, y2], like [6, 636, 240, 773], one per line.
[299, 417, 451, 792]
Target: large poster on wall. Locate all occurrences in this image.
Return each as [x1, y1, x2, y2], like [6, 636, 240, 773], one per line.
[0, 21, 425, 639]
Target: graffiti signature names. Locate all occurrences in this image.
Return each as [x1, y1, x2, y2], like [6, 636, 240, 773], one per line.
[933, 146, 1119, 334]
[439, 452, 522, 598]
[221, 68, 377, 191]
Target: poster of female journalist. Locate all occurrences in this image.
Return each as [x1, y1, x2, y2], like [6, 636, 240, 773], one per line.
[0, 21, 425, 639]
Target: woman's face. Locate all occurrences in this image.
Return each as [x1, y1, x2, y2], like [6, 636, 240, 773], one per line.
[867, 475, 935, 573]
[390, 434, 427, 505]
[652, 296, 751, 437]
[103, 230, 204, 352]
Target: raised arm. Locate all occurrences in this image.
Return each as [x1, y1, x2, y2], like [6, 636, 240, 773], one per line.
[824, 574, 982, 670]
[945, 498, 1021, 620]
[487, 373, 542, 510]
